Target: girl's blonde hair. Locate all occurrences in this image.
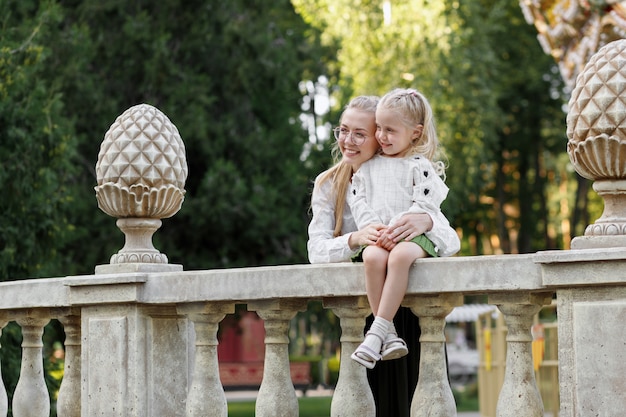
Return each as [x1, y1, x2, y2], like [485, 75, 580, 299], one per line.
[378, 88, 440, 161]
[318, 95, 379, 237]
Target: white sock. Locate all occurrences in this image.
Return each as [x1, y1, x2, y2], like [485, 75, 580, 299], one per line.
[388, 322, 398, 337]
[363, 316, 391, 352]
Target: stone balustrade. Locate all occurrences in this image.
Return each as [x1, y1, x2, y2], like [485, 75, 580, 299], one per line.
[0, 250, 624, 416]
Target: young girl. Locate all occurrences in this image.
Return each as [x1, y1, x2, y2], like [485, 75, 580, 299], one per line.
[348, 88, 459, 369]
[308, 95, 459, 417]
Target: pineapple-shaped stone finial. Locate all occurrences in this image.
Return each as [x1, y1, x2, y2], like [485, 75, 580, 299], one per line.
[567, 39, 626, 249]
[95, 104, 187, 269]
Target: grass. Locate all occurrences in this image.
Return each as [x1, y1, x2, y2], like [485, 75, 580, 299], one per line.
[227, 385, 479, 416]
[454, 382, 480, 412]
[228, 397, 332, 417]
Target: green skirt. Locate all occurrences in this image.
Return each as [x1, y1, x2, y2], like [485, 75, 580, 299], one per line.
[351, 234, 438, 262]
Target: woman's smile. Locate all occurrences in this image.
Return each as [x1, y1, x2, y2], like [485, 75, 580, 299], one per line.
[338, 108, 379, 170]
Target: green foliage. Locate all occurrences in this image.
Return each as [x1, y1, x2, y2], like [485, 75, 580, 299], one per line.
[295, 0, 575, 254]
[291, 301, 340, 363]
[0, 0, 331, 275]
[0, 323, 21, 414]
[0, 1, 78, 279]
[33, 0, 330, 271]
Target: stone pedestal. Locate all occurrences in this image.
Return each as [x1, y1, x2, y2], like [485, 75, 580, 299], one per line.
[67, 275, 193, 417]
[536, 249, 626, 416]
[571, 180, 626, 249]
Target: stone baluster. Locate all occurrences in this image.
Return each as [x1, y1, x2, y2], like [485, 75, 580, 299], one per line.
[324, 296, 375, 417]
[406, 294, 463, 417]
[251, 300, 307, 417]
[490, 293, 552, 417]
[13, 315, 51, 417]
[56, 310, 81, 417]
[177, 303, 234, 417]
[0, 319, 7, 416]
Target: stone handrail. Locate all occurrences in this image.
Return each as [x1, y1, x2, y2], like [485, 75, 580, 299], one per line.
[1, 250, 624, 416]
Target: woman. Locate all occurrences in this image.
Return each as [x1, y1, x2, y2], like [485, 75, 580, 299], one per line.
[307, 95, 456, 416]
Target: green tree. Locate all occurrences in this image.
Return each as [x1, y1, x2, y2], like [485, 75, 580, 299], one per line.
[294, 0, 573, 254]
[1, 4, 78, 415]
[0, 1, 78, 280]
[441, 0, 571, 253]
[3, 0, 331, 273]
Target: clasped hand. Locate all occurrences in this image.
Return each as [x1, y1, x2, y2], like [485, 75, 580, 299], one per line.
[351, 213, 433, 251]
[364, 213, 433, 251]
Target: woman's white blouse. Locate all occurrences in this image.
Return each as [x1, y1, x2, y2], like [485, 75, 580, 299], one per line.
[307, 171, 359, 263]
[348, 155, 460, 257]
[308, 163, 460, 262]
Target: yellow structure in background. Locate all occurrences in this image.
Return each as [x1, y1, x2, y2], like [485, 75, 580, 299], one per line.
[477, 303, 559, 417]
[483, 328, 492, 372]
[532, 323, 545, 372]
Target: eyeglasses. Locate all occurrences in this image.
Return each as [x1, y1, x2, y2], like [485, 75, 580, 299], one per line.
[332, 127, 368, 146]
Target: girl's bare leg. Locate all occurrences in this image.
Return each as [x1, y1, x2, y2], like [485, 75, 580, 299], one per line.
[377, 241, 427, 321]
[362, 245, 389, 316]
[351, 246, 392, 368]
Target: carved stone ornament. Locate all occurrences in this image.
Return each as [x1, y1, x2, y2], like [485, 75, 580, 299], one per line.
[520, 0, 626, 88]
[95, 104, 188, 266]
[567, 39, 626, 248]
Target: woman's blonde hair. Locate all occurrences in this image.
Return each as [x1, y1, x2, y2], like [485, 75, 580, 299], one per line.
[318, 95, 379, 237]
